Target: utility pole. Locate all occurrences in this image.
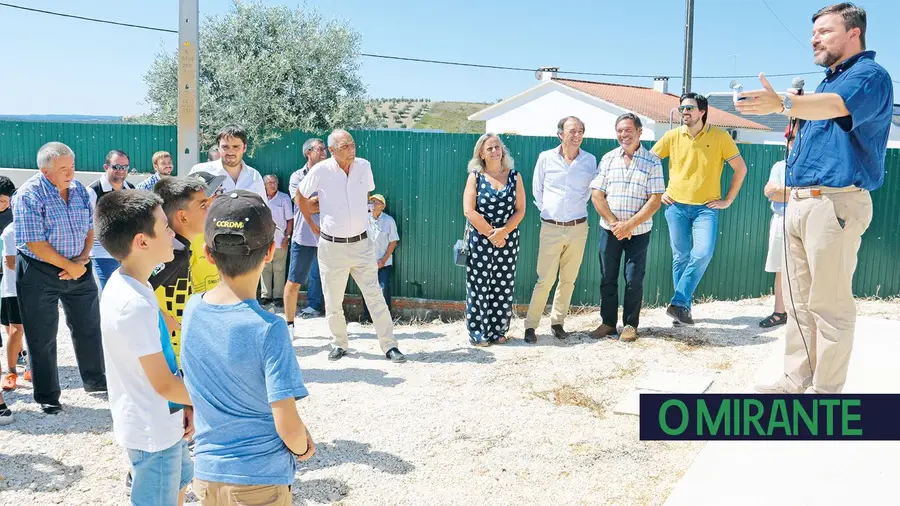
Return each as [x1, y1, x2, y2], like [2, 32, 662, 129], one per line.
[682, 0, 695, 95]
[177, 0, 200, 175]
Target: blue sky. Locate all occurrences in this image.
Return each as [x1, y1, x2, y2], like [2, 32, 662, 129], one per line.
[0, 0, 897, 116]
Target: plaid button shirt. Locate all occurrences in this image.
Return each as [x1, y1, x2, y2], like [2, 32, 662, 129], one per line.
[136, 172, 161, 191]
[591, 145, 665, 236]
[13, 173, 93, 260]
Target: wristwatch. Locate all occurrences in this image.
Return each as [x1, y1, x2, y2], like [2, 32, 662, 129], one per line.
[781, 94, 793, 114]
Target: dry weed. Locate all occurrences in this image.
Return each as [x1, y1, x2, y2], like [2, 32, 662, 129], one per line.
[534, 384, 607, 418]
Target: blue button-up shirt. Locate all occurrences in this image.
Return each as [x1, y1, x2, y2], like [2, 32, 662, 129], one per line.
[786, 51, 894, 191]
[13, 173, 93, 260]
[532, 146, 598, 222]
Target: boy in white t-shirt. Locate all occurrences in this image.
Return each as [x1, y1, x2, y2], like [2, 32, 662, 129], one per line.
[96, 190, 194, 505]
[1, 221, 28, 391]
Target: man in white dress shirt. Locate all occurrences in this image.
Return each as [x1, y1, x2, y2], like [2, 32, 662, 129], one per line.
[297, 129, 406, 363]
[189, 124, 265, 199]
[260, 174, 293, 306]
[523, 116, 598, 344]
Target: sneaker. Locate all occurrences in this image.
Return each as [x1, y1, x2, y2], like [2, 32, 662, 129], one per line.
[1, 372, 17, 391]
[16, 351, 27, 369]
[666, 304, 694, 325]
[0, 406, 12, 425]
[41, 403, 63, 415]
[301, 307, 323, 318]
[619, 325, 638, 342]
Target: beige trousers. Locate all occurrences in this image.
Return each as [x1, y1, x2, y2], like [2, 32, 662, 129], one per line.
[782, 189, 872, 393]
[524, 221, 589, 329]
[193, 480, 291, 506]
[318, 238, 397, 354]
[260, 247, 288, 299]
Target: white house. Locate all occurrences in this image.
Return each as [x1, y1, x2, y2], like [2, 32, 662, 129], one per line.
[468, 67, 770, 142]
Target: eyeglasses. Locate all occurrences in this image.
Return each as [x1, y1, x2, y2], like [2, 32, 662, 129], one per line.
[109, 164, 130, 171]
[678, 105, 697, 112]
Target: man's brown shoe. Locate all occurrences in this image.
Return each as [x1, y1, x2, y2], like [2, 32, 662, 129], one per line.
[589, 324, 617, 339]
[619, 325, 638, 342]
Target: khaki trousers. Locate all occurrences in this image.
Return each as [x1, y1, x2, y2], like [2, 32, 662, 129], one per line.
[782, 189, 872, 393]
[524, 221, 589, 329]
[260, 247, 288, 299]
[193, 480, 291, 506]
[318, 238, 397, 354]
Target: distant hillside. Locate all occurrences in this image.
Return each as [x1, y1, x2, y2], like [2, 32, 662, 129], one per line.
[364, 99, 488, 133]
[0, 114, 124, 122]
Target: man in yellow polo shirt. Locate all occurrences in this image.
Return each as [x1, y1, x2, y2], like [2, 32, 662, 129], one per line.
[651, 92, 748, 325]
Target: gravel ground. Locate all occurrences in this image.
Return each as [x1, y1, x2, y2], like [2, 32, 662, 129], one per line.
[1, 296, 897, 506]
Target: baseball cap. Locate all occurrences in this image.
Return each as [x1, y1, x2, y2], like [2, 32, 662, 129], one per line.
[188, 171, 227, 198]
[204, 190, 275, 255]
[369, 194, 386, 205]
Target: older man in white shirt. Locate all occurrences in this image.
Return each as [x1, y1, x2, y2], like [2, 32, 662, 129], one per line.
[297, 129, 406, 363]
[523, 116, 598, 344]
[260, 174, 293, 306]
[189, 124, 265, 198]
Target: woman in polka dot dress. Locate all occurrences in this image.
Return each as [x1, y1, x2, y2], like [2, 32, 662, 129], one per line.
[462, 133, 526, 346]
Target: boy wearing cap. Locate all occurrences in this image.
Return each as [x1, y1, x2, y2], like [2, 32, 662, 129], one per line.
[759, 126, 795, 329]
[96, 191, 194, 506]
[150, 175, 222, 363]
[362, 194, 399, 322]
[181, 190, 314, 503]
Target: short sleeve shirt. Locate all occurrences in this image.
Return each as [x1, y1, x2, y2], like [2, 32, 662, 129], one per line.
[591, 146, 666, 235]
[289, 166, 321, 247]
[298, 158, 375, 237]
[651, 124, 741, 205]
[368, 213, 400, 266]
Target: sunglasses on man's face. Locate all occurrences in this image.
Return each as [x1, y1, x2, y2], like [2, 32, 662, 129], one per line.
[109, 164, 130, 171]
[678, 105, 697, 113]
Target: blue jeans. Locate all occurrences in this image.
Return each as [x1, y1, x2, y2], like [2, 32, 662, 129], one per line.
[664, 203, 719, 309]
[92, 257, 120, 290]
[126, 439, 193, 505]
[598, 228, 651, 328]
[362, 266, 392, 322]
[288, 243, 324, 312]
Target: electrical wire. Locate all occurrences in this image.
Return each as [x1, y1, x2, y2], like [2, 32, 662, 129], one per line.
[761, 0, 810, 52]
[0, 1, 822, 81]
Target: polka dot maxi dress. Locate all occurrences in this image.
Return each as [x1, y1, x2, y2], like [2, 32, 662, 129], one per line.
[466, 168, 520, 344]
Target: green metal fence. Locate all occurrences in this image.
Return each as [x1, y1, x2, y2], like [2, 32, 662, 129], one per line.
[2, 119, 898, 304]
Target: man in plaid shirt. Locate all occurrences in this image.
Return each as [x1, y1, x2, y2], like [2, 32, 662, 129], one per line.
[589, 113, 665, 342]
[13, 142, 106, 414]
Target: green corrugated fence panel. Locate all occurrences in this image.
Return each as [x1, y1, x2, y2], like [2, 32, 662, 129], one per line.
[3, 120, 899, 304]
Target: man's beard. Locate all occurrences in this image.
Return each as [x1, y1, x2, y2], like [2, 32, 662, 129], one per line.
[814, 48, 841, 68]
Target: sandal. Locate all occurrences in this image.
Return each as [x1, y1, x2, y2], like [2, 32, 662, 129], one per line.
[490, 336, 512, 344]
[759, 312, 787, 328]
[470, 339, 491, 347]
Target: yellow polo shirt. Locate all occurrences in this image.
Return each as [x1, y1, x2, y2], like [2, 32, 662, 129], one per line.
[651, 124, 741, 205]
[190, 234, 220, 294]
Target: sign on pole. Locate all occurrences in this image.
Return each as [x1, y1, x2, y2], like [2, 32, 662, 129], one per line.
[177, 0, 200, 175]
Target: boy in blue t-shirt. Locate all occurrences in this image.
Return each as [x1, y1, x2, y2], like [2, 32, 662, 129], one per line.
[181, 190, 314, 503]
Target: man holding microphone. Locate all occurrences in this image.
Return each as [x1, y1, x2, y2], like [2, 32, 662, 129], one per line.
[737, 2, 893, 394]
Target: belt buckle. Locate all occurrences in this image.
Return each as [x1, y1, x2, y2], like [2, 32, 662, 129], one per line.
[794, 188, 821, 199]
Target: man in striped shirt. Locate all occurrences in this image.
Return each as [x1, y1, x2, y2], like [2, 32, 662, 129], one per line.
[589, 114, 665, 341]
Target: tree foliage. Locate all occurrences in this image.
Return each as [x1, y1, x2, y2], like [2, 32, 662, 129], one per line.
[138, 0, 373, 152]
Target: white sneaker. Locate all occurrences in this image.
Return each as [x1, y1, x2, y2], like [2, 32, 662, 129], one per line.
[300, 307, 322, 318]
[0, 406, 13, 425]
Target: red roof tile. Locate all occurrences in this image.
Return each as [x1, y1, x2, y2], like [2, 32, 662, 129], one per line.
[553, 78, 770, 131]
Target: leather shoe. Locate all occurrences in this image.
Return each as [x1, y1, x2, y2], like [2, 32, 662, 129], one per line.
[523, 328, 537, 344]
[589, 324, 617, 339]
[386, 348, 407, 363]
[754, 377, 802, 394]
[41, 403, 63, 415]
[84, 381, 108, 393]
[328, 348, 347, 361]
[551, 324, 568, 339]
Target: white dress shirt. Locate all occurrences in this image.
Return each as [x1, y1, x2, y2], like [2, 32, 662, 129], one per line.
[189, 159, 265, 199]
[265, 191, 294, 248]
[298, 157, 375, 237]
[532, 146, 598, 222]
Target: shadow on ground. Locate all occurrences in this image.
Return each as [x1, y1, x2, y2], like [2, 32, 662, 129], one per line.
[301, 439, 415, 475]
[300, 368, 404, 388]
[0, 452, 84, 492]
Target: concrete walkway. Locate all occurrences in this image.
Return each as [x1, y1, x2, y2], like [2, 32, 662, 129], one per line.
[664, 316, 900, 506]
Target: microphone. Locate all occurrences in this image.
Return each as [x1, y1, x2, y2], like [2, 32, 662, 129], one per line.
[730, 79, 744, 103]
[791, 77, 805, 96]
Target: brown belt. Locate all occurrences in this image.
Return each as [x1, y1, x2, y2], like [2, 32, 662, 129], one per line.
[541, 217, 587, 227]
[791, 186, 862, 200]
[320, 231, 368, 243]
